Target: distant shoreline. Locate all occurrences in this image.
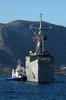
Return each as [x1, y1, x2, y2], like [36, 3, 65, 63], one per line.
[54, 72, 66, 77]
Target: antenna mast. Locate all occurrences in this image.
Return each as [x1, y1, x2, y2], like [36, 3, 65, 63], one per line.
[30, 14, 52, 55]
[40, 13, 42, 29]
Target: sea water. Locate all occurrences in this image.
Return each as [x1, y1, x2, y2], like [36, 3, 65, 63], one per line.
[0, 76, 66, 100]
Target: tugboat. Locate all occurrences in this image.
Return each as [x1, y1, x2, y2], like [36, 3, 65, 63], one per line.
[6, 59, 27, 81]
[26, 14, 55, 82]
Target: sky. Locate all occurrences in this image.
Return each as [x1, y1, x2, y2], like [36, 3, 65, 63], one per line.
[0, 0, 66, 27]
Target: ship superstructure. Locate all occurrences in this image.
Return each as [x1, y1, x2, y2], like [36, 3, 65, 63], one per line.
[26, 14, 55, 82]
[6, 59, 27, 81]
[12, 59, 25, 78]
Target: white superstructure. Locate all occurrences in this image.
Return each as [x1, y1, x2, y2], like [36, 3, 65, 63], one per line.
[12, 59, 25, 78]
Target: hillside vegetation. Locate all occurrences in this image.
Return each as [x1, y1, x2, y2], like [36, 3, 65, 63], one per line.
[0, 20, 66, 76]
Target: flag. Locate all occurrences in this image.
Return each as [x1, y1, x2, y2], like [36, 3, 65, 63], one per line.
[32, 36, 35, 41]
[32, 39, 34, 41]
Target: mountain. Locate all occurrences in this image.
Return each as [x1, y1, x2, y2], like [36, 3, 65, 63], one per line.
[0, 20, 66, 75]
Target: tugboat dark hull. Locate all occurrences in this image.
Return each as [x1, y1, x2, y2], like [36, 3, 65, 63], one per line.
[6, 75, 27, 81]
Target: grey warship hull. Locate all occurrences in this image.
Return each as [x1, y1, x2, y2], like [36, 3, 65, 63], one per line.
[26, 54, 54, 83]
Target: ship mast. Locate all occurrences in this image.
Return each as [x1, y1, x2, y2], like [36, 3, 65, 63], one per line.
[36, 13, 44, 54]
[40, 13, 42, 29]
[30, 14, 51, 55]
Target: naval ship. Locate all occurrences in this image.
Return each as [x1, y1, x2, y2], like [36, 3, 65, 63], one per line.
[26, 14, 55, 82]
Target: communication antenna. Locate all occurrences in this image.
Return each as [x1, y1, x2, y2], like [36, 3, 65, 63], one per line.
[40, 13, 42, 29]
